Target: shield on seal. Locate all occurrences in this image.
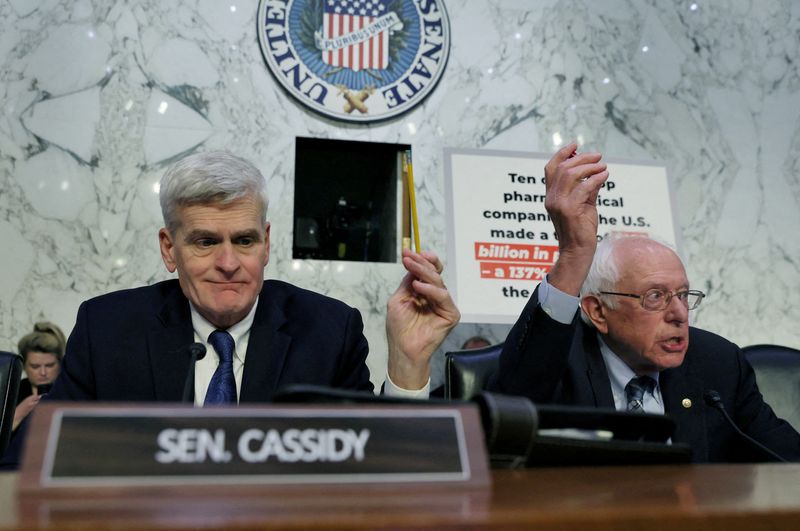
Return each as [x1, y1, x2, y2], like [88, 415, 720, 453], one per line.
[319, 0, 398, 71]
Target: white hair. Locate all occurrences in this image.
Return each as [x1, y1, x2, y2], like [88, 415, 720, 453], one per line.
[579, 233, 676, 326]
[159, 151, 269, 231]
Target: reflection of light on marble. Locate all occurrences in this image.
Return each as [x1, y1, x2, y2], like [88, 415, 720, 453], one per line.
[552, 132, 563, 147]
[437, 126, 444, 136]
[37, 181, 45, 190]
[87, 30, 95, 39]
[158, 101, 168, 114]
[60, 180, 70, 191]
[464, 96, 470, 103]
[642, 45, 649, 52]
[292, 260, 301, 271]
[514, 32, 521, 39]
[570, 103, 576, 110]
[114, 258, 127, 268]
[124, 99, 133, 111]
[322, 264, 329, 271]
[577, 134, 584, 145]
[102, 230, 109, 238]
[407, 122, 417, 135]
[233, 77, 239, 83]
[336, 263, 345, 273]
[602, 77, 610, 84]
[152, 182, 160, 194]
[487, 67, 494, 75]
[690, 3, 698, 11]
[105, 66, 112, 73]
[231, 45, 237, 51]
[230, 5, 237, 12]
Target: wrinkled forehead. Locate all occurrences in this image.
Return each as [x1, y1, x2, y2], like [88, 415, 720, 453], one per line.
[177, 197, 266, 227]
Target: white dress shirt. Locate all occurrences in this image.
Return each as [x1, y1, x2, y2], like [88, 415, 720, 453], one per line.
[190, 299, 257, 406]
[188, 297, 429, 404]
[539, 275, 664, 415]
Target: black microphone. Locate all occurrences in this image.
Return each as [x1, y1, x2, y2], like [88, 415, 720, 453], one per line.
[703, 390, 787, 463]
[181, 343, 207, 403]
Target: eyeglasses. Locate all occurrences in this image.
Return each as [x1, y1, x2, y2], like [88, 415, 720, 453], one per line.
[599, 288, 706, 311]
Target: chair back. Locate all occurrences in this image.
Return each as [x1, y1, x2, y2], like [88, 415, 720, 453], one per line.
[742, 344, 800, 430]
[0, 351, 23, 457]
[444, 343, 503, 400]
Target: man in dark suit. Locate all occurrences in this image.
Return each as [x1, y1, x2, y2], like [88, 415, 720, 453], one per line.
[495, 143, 799, 462]
[50, 150, 460, 404]
[3, 150, 458, 467]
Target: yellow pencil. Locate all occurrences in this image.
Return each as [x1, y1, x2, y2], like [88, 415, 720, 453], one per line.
[404, 150, 421, 253]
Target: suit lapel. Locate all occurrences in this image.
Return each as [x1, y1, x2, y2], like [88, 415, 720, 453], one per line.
[661, 355, 708, 461]
[148, 284, 194, 401]
[578, 324, 615, 408]
[240, 290, 292, 403]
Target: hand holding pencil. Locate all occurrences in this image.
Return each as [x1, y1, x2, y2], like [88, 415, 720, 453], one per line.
[386, 248, 460, 390]
[387, 150, 459, 390]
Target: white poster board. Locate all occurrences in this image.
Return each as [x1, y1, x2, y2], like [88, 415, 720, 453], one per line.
[444, 148, 682, 324]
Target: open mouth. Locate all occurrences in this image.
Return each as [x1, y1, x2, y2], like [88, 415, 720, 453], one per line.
[661, 336, 686, 352]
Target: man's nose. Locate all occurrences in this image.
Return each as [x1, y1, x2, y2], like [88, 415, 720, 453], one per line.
[665, 293, 688, 322]
[215, 242, 240, 272]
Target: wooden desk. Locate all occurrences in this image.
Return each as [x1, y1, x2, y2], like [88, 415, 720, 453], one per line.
[2, 464, 799, 529]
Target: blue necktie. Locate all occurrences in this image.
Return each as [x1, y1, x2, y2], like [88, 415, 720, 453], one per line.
[204, 330, 237, 405]
[625, 376, 656, 413]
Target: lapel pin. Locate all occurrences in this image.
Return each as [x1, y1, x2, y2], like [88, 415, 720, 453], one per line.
[682, 398, 692, 409]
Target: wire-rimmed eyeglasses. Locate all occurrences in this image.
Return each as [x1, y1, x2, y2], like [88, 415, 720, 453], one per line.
[599, 288, 706, 311]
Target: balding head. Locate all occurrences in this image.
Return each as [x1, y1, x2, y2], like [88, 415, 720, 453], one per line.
[579, 233, 691, 374]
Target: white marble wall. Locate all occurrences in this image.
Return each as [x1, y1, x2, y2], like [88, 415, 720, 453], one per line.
[1, 0, 798, 389]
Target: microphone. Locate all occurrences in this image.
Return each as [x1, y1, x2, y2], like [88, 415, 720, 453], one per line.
[181, 343, 207, 404]
[703, 390, 787, 463]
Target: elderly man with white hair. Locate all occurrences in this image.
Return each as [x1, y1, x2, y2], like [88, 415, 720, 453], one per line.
[495, 143, 799, 463]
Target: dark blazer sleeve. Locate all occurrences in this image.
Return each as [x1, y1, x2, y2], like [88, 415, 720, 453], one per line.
[331, 306, 372, 391]
[680, 329, 800, 462]
[48, 300, 97, 401]
[493, 285, 579, 402]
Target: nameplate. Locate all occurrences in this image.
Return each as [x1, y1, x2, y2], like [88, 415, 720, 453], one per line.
[20, 403, 489, 491]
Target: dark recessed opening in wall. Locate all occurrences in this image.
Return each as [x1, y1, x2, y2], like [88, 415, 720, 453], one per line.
[293, 137, 410, 263]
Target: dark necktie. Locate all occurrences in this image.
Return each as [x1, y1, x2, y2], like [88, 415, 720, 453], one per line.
[625, 376, 656, 413]
[204, 330, 237, 405]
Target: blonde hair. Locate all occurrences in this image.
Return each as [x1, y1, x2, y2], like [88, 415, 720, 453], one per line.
[17, 321, 66, 361]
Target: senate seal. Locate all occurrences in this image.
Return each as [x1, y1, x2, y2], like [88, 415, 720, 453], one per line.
[258, 0, 451, 123]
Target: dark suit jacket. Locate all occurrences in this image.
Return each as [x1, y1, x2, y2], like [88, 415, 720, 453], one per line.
[494, 288, 800, 463]
[0, 279, 373, 468]
[16, 379, 33, 403]
[50, 279, 374, 402]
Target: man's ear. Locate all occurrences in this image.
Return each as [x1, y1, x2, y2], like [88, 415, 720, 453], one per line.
[159, 228, 177, 273]
[581, 295, 609, 334]
[262, 222, 271, 267]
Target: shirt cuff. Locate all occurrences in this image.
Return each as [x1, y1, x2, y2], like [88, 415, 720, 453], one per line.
[539, 275, 580, 324]
[384, 372, 431, 399]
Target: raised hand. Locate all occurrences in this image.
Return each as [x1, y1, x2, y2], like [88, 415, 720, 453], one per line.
[544, 142, 609, 295]
[386, 249, 460, 390]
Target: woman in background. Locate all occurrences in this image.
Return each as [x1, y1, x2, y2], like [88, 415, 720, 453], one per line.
[13, 321, 66, 431]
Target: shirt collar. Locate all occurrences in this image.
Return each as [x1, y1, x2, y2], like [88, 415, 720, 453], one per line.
[189, 297, 259, 362]
[597, 333, 661, 403]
